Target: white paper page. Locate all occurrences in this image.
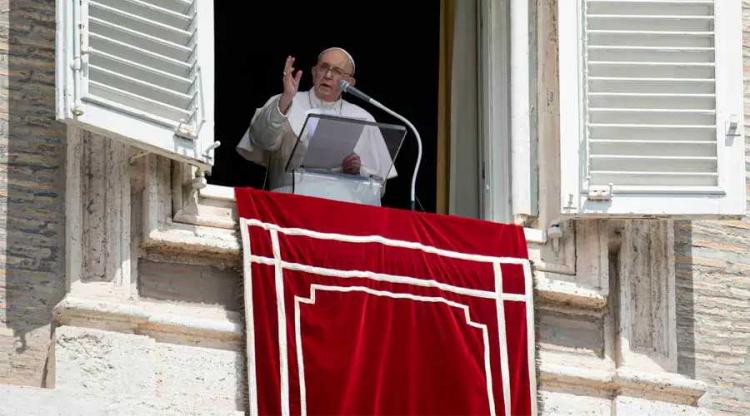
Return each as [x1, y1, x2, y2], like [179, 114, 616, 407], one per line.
[302, 117, 366, 170]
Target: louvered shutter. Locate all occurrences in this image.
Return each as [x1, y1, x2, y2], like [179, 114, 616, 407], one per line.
[56, 0, 215, 170]
[558, 0, 744, 216]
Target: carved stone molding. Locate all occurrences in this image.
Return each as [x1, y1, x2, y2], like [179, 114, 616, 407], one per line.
[616, 220, 678, 374]
[53, 296, 242, 349]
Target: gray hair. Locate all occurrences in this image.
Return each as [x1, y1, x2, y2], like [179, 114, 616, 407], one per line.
[317, 47, 356, 75]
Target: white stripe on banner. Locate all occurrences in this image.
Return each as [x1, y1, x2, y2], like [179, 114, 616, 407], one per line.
[293, 296, 308, 416]
[494, 262, 512, 416]
[524, 260, 538, 416]
[243, 218, 530, 266]
[271, 230, 290, 416]
[249, 254, 526, 302]
[240, 218, 259, 416]
[295, 285, 496, 416]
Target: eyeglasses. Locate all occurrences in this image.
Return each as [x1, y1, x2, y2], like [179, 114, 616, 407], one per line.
[315, 62, 352, 78]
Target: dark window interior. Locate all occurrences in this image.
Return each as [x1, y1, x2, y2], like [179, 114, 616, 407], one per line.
[211, 2, 440, 211]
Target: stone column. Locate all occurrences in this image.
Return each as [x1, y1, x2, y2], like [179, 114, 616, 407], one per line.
[65, 127, 133, 300]
[617, 220, 678, 374]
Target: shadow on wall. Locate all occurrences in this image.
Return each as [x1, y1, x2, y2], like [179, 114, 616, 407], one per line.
[674, 221, 696, 379]
[2, 0, 67, 385]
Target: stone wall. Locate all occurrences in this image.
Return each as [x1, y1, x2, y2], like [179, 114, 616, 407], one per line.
[670, 2, 750, 414]
[0, 0, 66, 386]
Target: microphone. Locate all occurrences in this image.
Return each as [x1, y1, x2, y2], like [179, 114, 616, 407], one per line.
[338, 80, 373, 103]
[338, 80, 423, 211]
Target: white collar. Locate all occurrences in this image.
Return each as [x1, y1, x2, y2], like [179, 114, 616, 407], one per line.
[308, 89, 343, 111]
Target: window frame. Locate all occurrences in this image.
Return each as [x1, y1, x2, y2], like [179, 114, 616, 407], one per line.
[557, 0, 746, 217]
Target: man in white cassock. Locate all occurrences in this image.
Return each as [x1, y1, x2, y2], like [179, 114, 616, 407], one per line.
[236, 47, 396, 197]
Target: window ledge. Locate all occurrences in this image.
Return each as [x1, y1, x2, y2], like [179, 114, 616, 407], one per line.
[535, 273, 607, 309]
[177, 184, 548, 243]
[142, 221, 241, 259]
[54, 296, 243, 346]
[540, 361, 707, 406]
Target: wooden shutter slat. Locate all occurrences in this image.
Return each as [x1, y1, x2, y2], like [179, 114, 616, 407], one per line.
[589, 47, 714, 63]
[96, 0, 192, 30]
[588, 109, 715, 125]
[146, 0, 193, 15]
[588, 124, 714, 141]
[587, 1, 714, 17]
[589, 62, 714, 78]
[90, 50, 193, 94]
[590, 171, 718, 187]
[89, 17, 193, 62]
[89, 65, 195, 111]
[588, 77, 714, 94]
[588, 15, 712, 31]
[590, 155, 717, 172]
[89, 33, 192, 78]
[90, 1, 193, 46]
[590, 140, 716, 157]
[588, 93, 715, 109]
[588, 31, 714, 48]
[88, 81, 192, 123]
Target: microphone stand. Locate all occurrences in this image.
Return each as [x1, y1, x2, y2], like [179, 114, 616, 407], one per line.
[339, 81, 422, 210]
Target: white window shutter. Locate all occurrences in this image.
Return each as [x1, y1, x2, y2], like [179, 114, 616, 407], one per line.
[558, 0, 744, 216]
[56, 0, 216, 170]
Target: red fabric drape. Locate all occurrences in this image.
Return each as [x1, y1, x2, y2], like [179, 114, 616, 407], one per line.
[236, 188, 534, 415]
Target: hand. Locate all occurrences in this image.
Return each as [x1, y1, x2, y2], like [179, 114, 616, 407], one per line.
[278, 55, 303, 114]
[342, 153, 361, 175]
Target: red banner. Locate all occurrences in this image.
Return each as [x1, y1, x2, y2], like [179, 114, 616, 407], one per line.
[236, 188, 536, 415]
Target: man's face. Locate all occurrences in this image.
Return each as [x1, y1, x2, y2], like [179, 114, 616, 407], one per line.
[312, 50, 355, 102]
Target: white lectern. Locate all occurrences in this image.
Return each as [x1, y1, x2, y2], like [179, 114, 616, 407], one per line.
[276, 114, 406, 206]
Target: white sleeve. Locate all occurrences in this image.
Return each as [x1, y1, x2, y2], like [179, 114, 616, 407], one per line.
[236, 94, 292, 165]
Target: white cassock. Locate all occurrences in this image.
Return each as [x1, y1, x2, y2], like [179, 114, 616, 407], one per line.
[236, 89, 397, 192]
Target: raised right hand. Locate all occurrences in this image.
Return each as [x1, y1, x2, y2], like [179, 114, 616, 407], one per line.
[278, 55, 303, 115]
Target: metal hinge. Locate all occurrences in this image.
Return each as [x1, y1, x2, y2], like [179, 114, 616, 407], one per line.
[726, 114, 741, 138]
[202, 141, 221, 164]
[176, 118, 197, 138]
[70, 15, 89, 117]
[587, 183, 613, 201]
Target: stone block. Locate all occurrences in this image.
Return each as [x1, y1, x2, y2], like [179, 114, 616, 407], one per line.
[154, 343, 245, 412]
[614, 396, 711, 416]
[54, 326, 156, 398]
[540, 390, 611, 416]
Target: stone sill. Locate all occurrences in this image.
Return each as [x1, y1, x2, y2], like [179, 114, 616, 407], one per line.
[541, 362, 707, 406]
[182, 184, 548, 242]
[535, 273, 607, 309]
[53, 296, 242, 347]
[143, 221, 241, 258]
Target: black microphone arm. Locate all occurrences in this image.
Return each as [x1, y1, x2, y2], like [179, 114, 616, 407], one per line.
[338, 80, 423, 210]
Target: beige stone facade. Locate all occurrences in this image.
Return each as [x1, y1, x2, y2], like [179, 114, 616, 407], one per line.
[0, 0, 748, 415]
[0, 0, 66, 388]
